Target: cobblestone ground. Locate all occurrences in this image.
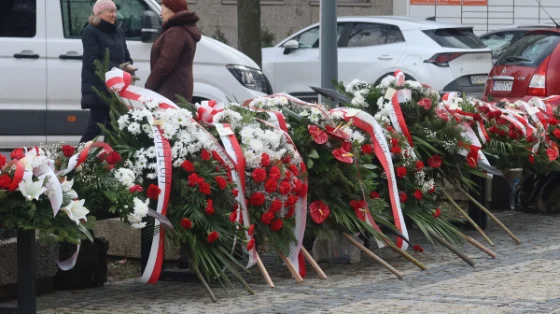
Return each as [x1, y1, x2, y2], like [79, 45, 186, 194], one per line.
[3, 211, 560, 314]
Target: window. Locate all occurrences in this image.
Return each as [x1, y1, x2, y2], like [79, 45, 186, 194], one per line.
[422, 28, 486, 49]
[497, 33, 560, 68]
[480, 32, 517, 58]
[0, 0, 36, 38]
[286, 24, 345, 48]
[60, 0, 150, 40]
[347, 23, 404, 48]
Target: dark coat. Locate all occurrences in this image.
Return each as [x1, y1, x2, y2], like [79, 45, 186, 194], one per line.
[145, 11, 202, 103]
[81, 19, 132, 109]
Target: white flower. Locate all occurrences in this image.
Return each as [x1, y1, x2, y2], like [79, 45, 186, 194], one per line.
[352, 131, 366, 144]
[380, 76, 396, 88]
[133, 197, 150, 216]
[345, 79, 367, 93]
[18, 176, 46, 201]
[118, 115, 130, 130]
[330, 111, 344, 120]
[130, 222, 147, 229]
[60, 178, 79, 199]
[114, 168, 136, 187]
[127, 122, 141, 135]
[61, 199, 89, 225]
[351, 90, 368, 108]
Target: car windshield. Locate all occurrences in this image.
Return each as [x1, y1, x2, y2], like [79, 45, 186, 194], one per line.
[496, 33, 560, 67]
[423, 28, 486, 49]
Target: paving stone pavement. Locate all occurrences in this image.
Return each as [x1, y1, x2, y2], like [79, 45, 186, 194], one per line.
[2, 211, 560, 314]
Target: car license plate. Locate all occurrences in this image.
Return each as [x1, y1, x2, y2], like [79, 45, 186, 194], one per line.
[470, 75, 487, 85]
[492, 81, 513, 92]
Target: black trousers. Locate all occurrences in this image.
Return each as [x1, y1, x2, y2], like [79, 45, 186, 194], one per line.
[80, 107, 110, 144]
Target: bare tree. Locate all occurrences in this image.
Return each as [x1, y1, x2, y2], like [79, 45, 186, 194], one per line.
[237, 0, 262, 67]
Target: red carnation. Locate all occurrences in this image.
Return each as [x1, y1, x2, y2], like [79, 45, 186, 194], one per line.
[309, 200, 330, 224]
[188, 173, 199, 187]
[285, 206, 295, 218]
[212, 150, 221, 162]
[199, 181, 212, 195]
[361, 144, 374, 155]
[298, 183, 308, 197]
[279, 182, 291, 195]
[0, 154, 6, 168]
[399, 192, 407, 203]
[288, 164, 299, 176]
[250, 192, 266, 206]
[246, 239, 255, 251]
[415, 161, 424, 171]
[285, 195, 298, 207]
[248, 224, 255, 236]
[391, 146, 402, 154]
[261, 153, 271, 167]
[433, 208, 441, 218]
[205, 199, 215, 215]
[413, 190, 423, 201]
[201, 149, 211, 161]
[180, 218, 193, 229]
[207, 231, 219, 243]
[261, 211, 275, 225]
[508, 130, 518, 140]
[549, 117, 559, 125]
[215, 176, 227, 190]
[105, 151, 122, 165]
[270, 219, 284, 232]
[489, 126, 498, 134]
[181, 160, 194, 172]
[428, 155, 442, 168]
[269, 199, 283, 213]
[473, 113, 482, 121]
[282, 154, 292, 164]
[264, 179, 278, 193]
[292, 179, 302, 194]
[370, 191, 380, 199]
[229, 210, 238, 222]
[147, 184, 161, 200]
[269, 166, 281, 181]
[10, 148, 24, 160]
[396, 166, 407, 178]
[391, 138, 399, 147]
[251, 168, 267, 183]
[129, 185, 143, 193]
[0, 174, 12, 188]
[61, 145, 75, 158]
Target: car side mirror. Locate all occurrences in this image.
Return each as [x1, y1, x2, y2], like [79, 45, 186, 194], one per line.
[141, 11, 161, 43]
[283, 40, 299, 55]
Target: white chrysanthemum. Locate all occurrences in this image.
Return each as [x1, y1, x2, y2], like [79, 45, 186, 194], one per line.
[352, 131, 366, 144]
[114, 168, 136, 188]
[351, 92, 367, 108]
[331, 111, 344, 120]
[380, 76, 396, 88]
[127, 122, 141, 135]
[345, 79, 367, 93]
[118, 115, 130, 130]
[405, 80, 422, 90]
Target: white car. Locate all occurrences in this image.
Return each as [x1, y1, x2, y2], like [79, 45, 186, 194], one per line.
[0, 0, 270, 150]
[262, 16, 493, 102]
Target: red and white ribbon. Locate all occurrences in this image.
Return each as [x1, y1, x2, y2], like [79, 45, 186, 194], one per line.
[196, 100, 224, 123]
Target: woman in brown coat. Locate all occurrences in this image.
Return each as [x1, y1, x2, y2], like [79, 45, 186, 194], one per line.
[145, 0, 202, 103]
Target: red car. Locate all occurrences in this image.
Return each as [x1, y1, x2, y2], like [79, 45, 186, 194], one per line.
[483, 29, 560, 103]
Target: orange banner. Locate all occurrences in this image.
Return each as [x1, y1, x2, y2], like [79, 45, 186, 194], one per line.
[410, 0, 487, 5]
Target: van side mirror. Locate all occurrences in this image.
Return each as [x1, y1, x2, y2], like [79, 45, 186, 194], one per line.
[283, 40, 299, 55]
[141, 11, 161, 43]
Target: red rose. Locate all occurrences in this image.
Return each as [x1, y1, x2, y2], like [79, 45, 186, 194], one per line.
[428, 155, 442, 168]
[207, 231, 219, 243]
[105, 151, 122, 165]
[0, 174, 11, 188]
[250, 192, 265, 206]
[199, 181, 212, 195]
[215, 176, 227, 190]
[479, 106, 490, 114]
[232, 188, 239, 197]
[201, 149, 211, 161]
[147, 184, 161, 200]
[261, 211, 275, 225]
[508, 130, 518, 140]
[270, 219, 284, 232]
[269, 199, 283, 213]
[264, 179, 278, 193]
[390, 146, 402, 154]
[269, 166, 281, 180]
[180, 218, 193, 229]
[279, 182, 291, 195]
[61, 145, 75, 158]
[396, 166, 407, 178]
[246, 239, 255, 251]
[413, 245, 424, 252]
[129, 185, 143, 193]
[498, 129, 507, 137]
[433, 208, 441, 218]
[285, 206, 295, 218]
[415, 161, 424, 171]
[370, 191, 380, 199]
[309, 200, 330, 224]
[248, 224, 255, 236]
[181, 160, 194, 172]
[399, 192, 407, 203]
[413, 190, 423, 201]
[298, 184, 308, 197]
[188, 173, 199, 187]
[229, 210, 237, 222]
[252, 168, 267, 183]
[205, 199, 215, 215]
[473, 113, 482, 121]
[10, 148, 24, 160]
[489, 126, 498, 134]
[261, 153, 271, 167]
[285, 195, 298, 207]
[0, 154, 6, 168]
[361, 144, 374, 155]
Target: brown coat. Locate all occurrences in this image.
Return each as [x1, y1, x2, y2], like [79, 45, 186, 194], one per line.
[145, 11, 202, 103]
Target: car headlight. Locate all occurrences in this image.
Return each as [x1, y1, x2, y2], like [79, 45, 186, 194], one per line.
[227, 64, 273, 94]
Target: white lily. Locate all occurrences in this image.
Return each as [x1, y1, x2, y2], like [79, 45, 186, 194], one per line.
[61, 199, 89, 225]
[61, 178, 79, 199]
[18, 176, 46, 201]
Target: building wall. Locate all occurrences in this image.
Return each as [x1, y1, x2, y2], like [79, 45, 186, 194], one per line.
[187, 0, 394, 48]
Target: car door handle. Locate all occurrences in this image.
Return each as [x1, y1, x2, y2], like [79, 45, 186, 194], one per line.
[378, 55, 393, 60]
[59, 54, 83, 60]
[13, 53, 40, 59]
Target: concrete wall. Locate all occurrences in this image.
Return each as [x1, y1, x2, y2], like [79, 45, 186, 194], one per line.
[187, 0, 394, 48]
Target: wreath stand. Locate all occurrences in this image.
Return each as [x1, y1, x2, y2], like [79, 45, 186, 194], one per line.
[0, 229, 37, 314]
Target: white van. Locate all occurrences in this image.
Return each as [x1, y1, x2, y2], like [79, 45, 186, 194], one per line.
[0, 0, 271, 149]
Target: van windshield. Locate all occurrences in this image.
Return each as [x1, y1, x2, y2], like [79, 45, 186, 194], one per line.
[496, 33, 560, 68]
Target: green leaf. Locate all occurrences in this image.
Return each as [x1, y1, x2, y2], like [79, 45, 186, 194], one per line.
[308, 149, 320, 159]
[78, 224, 94, 242]
[104, 191, 118, 202]
[306, 158, 314, 169]
[360, 164, 377, 170]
